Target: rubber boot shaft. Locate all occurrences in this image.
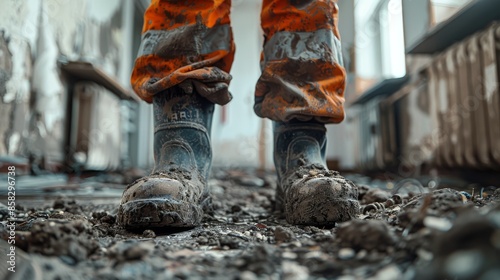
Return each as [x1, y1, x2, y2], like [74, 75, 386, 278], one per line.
[153, 86, 214, 179]
[273, 120, 328, 185]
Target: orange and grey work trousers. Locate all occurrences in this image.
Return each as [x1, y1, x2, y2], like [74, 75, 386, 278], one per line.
[131, 0, 346, 123]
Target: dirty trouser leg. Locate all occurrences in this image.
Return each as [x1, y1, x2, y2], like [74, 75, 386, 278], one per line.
[260, 1, 359, 225]
[130, 0, 235, 105]
[255, 0, 346, 123]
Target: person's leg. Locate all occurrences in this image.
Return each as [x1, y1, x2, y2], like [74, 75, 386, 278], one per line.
[131, 0, 235, 105]
[258, 0, 359, 226]
[118, 0, 234, 228]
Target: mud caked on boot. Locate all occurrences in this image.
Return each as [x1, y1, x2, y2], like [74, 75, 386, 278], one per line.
[274, 121, 360, 226]
[118, 87, 213, 228]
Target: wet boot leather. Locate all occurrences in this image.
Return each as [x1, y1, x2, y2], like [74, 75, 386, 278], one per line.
[117, 87, 213, 228]
[274, 121, 360, 226]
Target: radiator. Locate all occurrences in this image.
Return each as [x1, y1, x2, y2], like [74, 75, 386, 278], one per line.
[466, 34, 491, 167]
[431, 23, 500, 169]
[479, 23, 500, 166]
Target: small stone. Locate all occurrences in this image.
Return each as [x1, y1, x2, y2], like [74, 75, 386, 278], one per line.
[309, 170, 319, 176]
[101, 214, 116, 224]
[255, 223, 267, 229]
[237, 176, 265, 188]
[255, 232, 264, 241]
[357, 249, 367, 259]
[374, 265, 402, 280]
[304, 251, 327, 260]
[123, 242, 154, 260]
[338, 248, 355, 260]
[445, 250, 483, 278]
[274, 226, 295, 243]
[231, 205, 242, 213]
[416, 249, 433, 261]
[92, 211, 107, 220]
[59, 255, 76, 266]
[423, 216, 452, 231]
[219, 236, 240, 249]
[282, 261, 309, 280]
[240, 271, 258, 280]
[337, 276, 356, 280]
[142, 229, 156, 238]
[197, 236, 208, 245]
[282, 251, 298, 259]
[337, 220, 398, 252]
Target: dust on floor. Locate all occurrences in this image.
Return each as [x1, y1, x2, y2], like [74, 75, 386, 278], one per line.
[1, 169, 499, 280]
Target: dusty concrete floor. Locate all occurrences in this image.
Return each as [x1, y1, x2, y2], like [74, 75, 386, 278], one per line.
[1, 168, 500, 280]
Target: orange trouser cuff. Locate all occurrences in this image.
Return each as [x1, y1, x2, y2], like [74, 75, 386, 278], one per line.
[131, 0, 346, 124]
[131, 0, 235, 105]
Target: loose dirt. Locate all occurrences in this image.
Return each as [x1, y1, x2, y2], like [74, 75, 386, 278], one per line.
[1, 169, 499, 280]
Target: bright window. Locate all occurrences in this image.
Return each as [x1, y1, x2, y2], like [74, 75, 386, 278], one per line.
[355, 0, 406, 80]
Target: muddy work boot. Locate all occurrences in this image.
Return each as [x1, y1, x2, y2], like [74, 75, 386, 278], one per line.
[118, 87, 213, 228]
[274, 121, 360, 226]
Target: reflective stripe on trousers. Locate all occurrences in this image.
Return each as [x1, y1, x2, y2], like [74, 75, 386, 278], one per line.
[131, 0, 346, 124]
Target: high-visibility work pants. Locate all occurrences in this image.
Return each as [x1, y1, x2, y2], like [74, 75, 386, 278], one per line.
[131, 0, 346, 123]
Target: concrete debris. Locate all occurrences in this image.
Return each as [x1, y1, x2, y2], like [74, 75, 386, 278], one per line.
[337, 220, 399, 252]
[0, 168, 498, 279]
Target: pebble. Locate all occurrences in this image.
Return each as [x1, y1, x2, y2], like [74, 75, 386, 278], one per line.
[197, 236, 208, 245]
[337, 276, 356, 280]
[101, 214, 116, 224]
[142, 229, 156, 238]
[357, 249, 368, 260]
[274, 226, 295, 243]
[59, 255, 76, 266]
[255, 233, 264, 241]
[282, 261, 309, 280]
[282, 251, 298, 259]
[219, 236, 240, 249]
[373, 265, 402, 280]
[338, 248, 355, 260]
[117, 242, 154, 261]
[255, 223, 267, 229]
[240, 271, 258, 280]
[237, 176, 265, 188]
[304, 251, 327, 260]
[231, 205, 242, 213]
[444, 250, 483, 278]
[416, 249, 433, 261]
[337, 220, 398, 251]
[423, 216, 452, 231]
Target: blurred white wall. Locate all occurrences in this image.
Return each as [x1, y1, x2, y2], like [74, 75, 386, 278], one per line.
[211, 0, 274, 168]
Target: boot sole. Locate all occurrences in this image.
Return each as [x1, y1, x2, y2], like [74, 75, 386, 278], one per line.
[117, 198, 203, 229]
[285, 197, 360, 226]
[281, 177, 360, 226]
